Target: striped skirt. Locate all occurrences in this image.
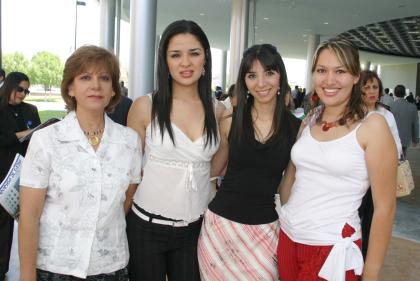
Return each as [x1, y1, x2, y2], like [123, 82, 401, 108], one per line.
[197, 209, 280, 281]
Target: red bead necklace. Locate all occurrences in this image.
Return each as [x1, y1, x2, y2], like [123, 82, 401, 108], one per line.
[321, 120, 339, 131]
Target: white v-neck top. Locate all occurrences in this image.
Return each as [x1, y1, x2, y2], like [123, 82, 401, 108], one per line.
[132, 95, 220, 222]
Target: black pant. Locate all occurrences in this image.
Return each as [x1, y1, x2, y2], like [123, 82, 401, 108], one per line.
[0, 206, 14, 280]
[36, 267, 128, 281]
[126, 210, 202, 281]
[358, 188, 374, 259]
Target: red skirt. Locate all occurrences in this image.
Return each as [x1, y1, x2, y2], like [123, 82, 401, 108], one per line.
[277, 224, 362, 281]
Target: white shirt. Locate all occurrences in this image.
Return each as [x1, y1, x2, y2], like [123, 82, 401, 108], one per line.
[20, 111, 142, 278]
[380, 94, 394, 107]
[133, 95, 220, 222]
[376, 106, 402, 157]
[280, 122, 369, 281]
[221, 97, 232, 110]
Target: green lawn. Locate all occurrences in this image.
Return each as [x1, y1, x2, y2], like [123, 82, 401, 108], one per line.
[26, 95, 63, 103]
[39, 110, 67, 123]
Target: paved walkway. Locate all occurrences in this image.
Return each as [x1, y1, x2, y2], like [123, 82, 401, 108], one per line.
[4, 147, 420, 281]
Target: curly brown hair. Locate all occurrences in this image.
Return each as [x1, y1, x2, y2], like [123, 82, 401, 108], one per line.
[61, 45, 121, 112]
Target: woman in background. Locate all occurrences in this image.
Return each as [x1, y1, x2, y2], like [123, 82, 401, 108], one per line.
[0, 72, 40, 281]
[278, 38, 396, 281]
[19, 45, 141, 281]
[359, 69, 402, 259]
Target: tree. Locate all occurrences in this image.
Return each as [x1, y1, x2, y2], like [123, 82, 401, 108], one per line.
[30, 52, 63, 93]
[3, 52, 30, 74]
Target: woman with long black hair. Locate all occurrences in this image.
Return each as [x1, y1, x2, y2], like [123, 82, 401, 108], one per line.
[126, 20, 223, 281]
[197, 44, 301, 280]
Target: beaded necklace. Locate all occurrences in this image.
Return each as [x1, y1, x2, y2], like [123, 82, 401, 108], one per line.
[83, 129, 103, 146]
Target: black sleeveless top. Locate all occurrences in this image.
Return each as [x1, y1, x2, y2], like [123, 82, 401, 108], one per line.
[208, 111, 301, 225]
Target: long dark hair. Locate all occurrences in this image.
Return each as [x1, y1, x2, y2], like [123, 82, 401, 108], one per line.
[152, 20, 217, 147]
[0, 72, 30, 109]
[231, 44, 296, 144]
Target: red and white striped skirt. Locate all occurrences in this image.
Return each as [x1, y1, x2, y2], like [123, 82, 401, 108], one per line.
[197, 209, 280, 281]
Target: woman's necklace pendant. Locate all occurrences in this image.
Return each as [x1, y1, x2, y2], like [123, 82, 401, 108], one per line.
[87, 136, 100, 146]
[321, 121, 338, 131]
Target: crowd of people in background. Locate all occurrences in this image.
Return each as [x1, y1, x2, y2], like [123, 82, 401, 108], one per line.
[0, 19, 419, 281]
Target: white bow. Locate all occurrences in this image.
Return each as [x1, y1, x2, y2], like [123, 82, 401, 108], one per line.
[318, 237, 364, 281]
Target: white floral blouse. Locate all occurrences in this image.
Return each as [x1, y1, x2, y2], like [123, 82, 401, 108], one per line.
[20, 111, 142, 278]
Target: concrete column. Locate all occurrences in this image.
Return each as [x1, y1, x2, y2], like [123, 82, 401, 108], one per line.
[222, 50, 227, 89]
[99, 0, 116, 53]
[365, 61, 371, 70]
[305, 34, 320, 91]
[228, 0, 249, 85]
[115, 0, 121, 58]
[154, 34, 160, 90]
[416, 63, 420, 97]
[129, 0, 157, 98]
[372, 64, 378, 73]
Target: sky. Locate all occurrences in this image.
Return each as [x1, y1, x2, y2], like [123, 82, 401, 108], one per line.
[3, 0, 100, 61]
[2, 0, 306, 88]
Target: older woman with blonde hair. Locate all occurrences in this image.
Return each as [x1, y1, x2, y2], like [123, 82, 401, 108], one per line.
[19, 45, 141, 281]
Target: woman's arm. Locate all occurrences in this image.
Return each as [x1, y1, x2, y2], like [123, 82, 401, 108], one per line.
[127, 96, 152, 152]
[19, 187, 47, 281]
[278, 121, 305, 204]
[124, 183, 138, 214]
[278, 161, 296, 205]
[210, 110, 232, 178]
[359, 114, 397, 281]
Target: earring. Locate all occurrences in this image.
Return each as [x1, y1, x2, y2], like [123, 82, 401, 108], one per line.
[201, 68, 206, 76]
[247, 90, 251, 98]
[277, 88, 281, 96]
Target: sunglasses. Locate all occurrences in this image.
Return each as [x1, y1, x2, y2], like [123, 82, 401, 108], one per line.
[16, 86, 30, 95]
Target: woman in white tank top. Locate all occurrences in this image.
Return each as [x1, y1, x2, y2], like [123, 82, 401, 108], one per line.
[278, 38, 397, 281]
[126, 20, 223, 281]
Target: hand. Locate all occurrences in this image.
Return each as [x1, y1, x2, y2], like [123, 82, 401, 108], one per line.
[15, 129, 32, 139]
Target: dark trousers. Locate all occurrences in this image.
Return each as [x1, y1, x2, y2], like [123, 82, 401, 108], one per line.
[0, 206, 14, 280]
[126, 210, 202, 281]
[36, 267, 128, 281]
[358, 188, 374, 259]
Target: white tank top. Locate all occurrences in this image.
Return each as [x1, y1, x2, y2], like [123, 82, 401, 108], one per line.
[133, 95, 219, 222]
[280, 121, 369, 280]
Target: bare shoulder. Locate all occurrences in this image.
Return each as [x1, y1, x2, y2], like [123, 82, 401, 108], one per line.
[357, 113, 390, 147]
[362, 112, 388, 130]
[129, 95, 152, 121]
[132, 95, 152, 113]
[128, 94, 153, 132]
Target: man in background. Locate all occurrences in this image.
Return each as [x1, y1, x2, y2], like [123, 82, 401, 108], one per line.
[120, 81, 128, 97]
[380, 87, 394, 107]
[390, 84, 419, 157]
